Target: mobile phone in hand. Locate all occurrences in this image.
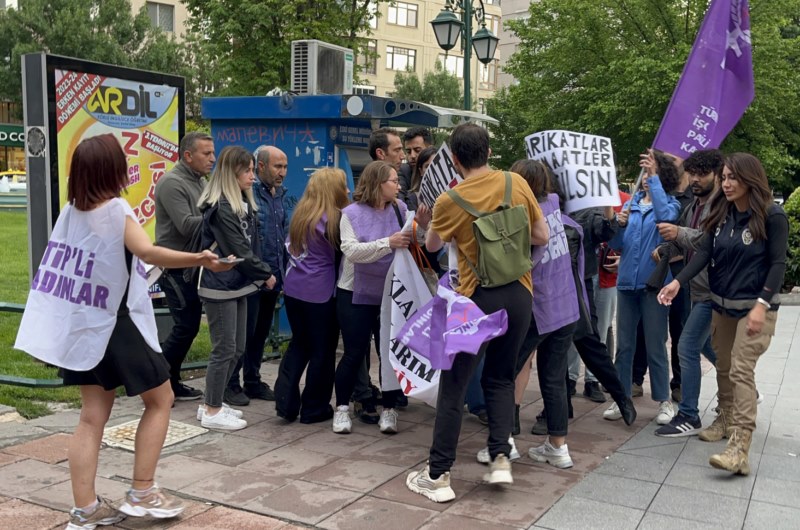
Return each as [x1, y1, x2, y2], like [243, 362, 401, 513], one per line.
[218, 257, 244, 264]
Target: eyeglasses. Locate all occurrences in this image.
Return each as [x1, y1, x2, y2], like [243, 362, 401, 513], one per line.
[385, 179, 400, 185]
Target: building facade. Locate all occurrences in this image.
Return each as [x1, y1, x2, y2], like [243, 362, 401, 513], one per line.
[356, 0, 503, 112]
[130, 0, 190, 40]
[497, 0, 529, 88]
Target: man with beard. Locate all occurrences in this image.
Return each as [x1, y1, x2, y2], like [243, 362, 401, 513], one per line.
[653, 149, 724, 437]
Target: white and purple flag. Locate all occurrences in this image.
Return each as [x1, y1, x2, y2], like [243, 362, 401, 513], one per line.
[653, 0, 754, 157]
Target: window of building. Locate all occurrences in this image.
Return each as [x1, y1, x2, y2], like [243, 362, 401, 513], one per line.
[483, 0, 501, 5]
[368, 1, 378, 29]
[387, 2, 418, 27]
[386, 46, 416, 71]
[146, 1, 174, 33]
[479, 60, 498, 90]
[485, 14, 501, 36]
[358, 40, 378, 75]
[354, 85, 376, 95]
[437, 54, 464, 79]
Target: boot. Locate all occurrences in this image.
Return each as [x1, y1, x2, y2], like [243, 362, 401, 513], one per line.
[698, 408, 731, 442]
[709, 427, 752, 475]
[512, 404, 520, 436]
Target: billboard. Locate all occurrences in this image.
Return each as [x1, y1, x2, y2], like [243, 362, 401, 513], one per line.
[22, 54, 184, 277]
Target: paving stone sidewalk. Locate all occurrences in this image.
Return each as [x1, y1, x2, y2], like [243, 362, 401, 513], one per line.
[0, 307, 797, 529]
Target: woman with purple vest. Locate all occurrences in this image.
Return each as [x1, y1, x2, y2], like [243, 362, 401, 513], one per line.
[508, 159, 582, 469]
[274, 168, 349, 423]
[333, 160, 427, 435]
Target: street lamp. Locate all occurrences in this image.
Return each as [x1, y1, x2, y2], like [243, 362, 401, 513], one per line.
[430, 0, 499, 111]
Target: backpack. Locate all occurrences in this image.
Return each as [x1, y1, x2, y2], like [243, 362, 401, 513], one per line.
[446, 172, 532, 288]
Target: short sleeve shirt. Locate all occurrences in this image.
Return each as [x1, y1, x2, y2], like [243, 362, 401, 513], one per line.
[431, 169, 543, 297]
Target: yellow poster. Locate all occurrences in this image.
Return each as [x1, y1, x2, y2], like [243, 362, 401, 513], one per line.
[55, 69, 181, 240]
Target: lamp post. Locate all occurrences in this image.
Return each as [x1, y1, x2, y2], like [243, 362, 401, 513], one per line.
[430, 0, 499, 111]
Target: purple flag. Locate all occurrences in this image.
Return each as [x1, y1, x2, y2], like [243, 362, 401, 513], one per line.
[653, 0, 754, 158]
[396, 285, 508, 370]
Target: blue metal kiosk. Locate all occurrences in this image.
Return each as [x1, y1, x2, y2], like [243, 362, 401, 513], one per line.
[202, 93, 497, 210]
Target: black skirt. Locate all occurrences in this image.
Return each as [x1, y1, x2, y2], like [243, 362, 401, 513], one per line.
[60, 313, 170, 397]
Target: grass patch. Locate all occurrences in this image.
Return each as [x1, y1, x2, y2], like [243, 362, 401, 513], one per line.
[0, 211, 216, 418]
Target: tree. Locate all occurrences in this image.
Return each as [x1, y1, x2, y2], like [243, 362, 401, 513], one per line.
[0, 0, 189, 112]
[183, 0, 384, 96]
[489, 0, 800, 191]
[393, 61, 464, 109]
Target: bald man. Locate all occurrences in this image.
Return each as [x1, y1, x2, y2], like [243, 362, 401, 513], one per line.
[225, 145, 290, 406]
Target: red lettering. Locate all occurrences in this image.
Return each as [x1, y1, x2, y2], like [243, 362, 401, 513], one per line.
[121, 131, 140, 156]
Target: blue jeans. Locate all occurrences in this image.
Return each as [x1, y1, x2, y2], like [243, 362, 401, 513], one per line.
[677, 301, 717, 419]
[615, 289, 670, 401]
[465, 355, 486, 414]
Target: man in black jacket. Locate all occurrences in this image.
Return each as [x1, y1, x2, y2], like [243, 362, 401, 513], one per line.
[155, 132, 215, 400]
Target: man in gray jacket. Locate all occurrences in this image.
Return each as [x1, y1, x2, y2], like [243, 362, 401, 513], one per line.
[653, 149, 723, 437]
[155, 132, 216, 400]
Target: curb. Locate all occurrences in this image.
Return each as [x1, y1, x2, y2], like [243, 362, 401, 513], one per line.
[781, 293, 800, 306]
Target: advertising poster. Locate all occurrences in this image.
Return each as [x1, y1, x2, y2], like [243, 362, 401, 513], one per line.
[55, 69, 181, 239]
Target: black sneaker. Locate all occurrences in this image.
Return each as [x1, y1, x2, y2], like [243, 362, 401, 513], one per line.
[356, 398, 380, 424]
[223, 387, 250, 406]
[583, 382, 607, 403]
[173, 383, 202, 401]
[654, 412, 701, 437]
[567, 379, 577, 397]
[245, 382, 275, 401]
[531, 410, 548, 435]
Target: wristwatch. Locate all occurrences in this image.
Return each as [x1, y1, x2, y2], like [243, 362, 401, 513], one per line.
[756, 297, 771, 309]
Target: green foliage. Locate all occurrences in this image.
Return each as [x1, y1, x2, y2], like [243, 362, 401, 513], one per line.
[0, 0, 190, 108]
[394, 61, 464, 110]
[183, 0, 385, 96]
[488, 0, 800, 189]
[784, 186, 800, 289]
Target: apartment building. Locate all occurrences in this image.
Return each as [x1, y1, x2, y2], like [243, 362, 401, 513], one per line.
[356, 0, 503, 112]
[130, 0, 190, 40]
[497, 0, 529, 88]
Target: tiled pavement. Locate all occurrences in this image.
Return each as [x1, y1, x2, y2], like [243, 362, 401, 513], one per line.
[0, 307, 798, 529]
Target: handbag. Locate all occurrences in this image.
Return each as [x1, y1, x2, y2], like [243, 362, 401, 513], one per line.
[409, 220, 439, 295]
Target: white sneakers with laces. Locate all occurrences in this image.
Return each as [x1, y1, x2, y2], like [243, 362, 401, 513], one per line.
[604, 402, 622, 420]
[196, 403, 243, 421]
[333, 405, 352, 434]
[379, 408, 398, 434]
[200, 409, 247, 431]
[656, 400, 675, 425]
[529, 438, 574, 469]
[476, 437, 520, 464]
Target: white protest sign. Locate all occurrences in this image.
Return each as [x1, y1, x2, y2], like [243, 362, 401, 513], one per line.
[525, 130, 621, 213]
[379, 214, 440, 407]
[418, 143, 462, 209]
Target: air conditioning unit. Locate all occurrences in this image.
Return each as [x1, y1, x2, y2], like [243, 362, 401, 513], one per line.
[291, 40, 354, 95]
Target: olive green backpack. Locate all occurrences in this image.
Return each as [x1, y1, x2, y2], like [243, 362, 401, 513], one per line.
[446, 172, 531, 288]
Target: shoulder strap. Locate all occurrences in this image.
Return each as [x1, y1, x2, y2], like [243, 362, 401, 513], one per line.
[502, 171, 513, 205]
[391, 202, 404, 228]
[446, 189, 485, 218]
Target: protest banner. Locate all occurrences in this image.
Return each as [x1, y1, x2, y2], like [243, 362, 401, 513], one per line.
[525, 130, 621, 214]
[653, 0, 754, 158]
[379, 215, 440, 407]
[418, 143, 462, 209]
[397, 285, 508, 371]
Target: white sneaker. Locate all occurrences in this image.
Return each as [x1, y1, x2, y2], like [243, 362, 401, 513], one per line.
[406, 465, 456, 503]
[196, 403, 243, 421]
[201, 409, 247, 431]
[379, 408, 398, 434]
[477, 437, 520, 464]
[603, 403, 622, 421]
[656, 401, 675, 425]
[529, 438, 574, 469]
[483, 454, 513, 484]
[333, 405, 352, 434]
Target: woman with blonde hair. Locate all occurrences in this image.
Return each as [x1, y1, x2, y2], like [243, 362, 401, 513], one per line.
[659, 153, 788, 475]
[274, 167, 349, 423]
[332, 160, 429, 435]
[196, 146, 276, 431]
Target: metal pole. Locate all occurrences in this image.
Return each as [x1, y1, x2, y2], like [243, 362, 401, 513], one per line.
[462, 0, 472, 111]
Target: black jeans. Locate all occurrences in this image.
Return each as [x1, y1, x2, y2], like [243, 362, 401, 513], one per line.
[633, 321, 648, 385]
[158, 270, 203, 386]
[516, 318, 577, 437]
[274, 295, 339, 422]
[429, 282, 532, 477]
[334, 289, 400, 409]
[228, 289, 280, 391]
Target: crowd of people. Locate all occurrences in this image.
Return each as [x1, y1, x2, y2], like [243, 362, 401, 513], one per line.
[19, 122, 788, 527]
